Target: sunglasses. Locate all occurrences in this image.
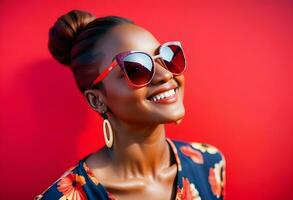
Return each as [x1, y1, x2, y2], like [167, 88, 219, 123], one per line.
[91, 41, 186, 88]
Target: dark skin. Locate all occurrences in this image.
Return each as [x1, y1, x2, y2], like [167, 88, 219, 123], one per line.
[83, 23, 185, 200]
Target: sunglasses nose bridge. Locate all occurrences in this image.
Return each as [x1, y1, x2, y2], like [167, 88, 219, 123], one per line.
[151, 58, 173, 85]
[152, 54, 165, 67]
[153, 54, 162, 60]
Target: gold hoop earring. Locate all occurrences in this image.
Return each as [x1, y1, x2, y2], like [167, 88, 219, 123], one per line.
[102, 112, 113, 148]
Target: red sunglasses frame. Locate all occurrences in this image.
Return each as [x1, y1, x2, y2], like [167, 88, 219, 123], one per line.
[90, 41, 186, 88]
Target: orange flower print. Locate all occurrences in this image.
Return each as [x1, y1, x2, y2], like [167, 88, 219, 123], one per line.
[191, 142, 218, 154]
[208, 160, 225, 198]
[83, 162, 99, 185]
[57, 172, 87, 200]
[180, 145, 204, 164]
[176, 177, 201, 200]
[34, 165, 78, 200]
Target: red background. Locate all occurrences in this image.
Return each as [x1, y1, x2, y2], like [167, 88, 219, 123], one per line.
[1, 0, 292, 199]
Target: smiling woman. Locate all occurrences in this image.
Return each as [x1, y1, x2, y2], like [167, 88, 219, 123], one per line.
[35, 9, 225, 200]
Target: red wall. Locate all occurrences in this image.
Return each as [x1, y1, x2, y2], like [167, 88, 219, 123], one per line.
[1, 1, 292, 199]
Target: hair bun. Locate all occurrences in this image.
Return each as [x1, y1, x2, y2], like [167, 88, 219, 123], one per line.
[48, 10, 96, 66]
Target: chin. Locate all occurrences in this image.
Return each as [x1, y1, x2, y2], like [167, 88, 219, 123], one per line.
[162, 106, 185, 124]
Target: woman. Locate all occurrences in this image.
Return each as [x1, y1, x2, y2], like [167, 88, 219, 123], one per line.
[36, 10, 225, 200]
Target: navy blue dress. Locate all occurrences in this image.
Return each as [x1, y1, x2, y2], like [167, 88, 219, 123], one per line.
[35, 139, 225, 200]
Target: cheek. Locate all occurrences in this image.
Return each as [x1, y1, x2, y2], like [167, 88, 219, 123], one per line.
[176, 75, 185, 98]
[103, 80, 147, 121]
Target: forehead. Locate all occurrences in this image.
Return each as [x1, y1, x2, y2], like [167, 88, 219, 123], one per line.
[102, 23, 161, 55]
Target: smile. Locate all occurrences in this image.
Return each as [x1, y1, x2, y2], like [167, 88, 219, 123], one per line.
[149, 88, 178, 103]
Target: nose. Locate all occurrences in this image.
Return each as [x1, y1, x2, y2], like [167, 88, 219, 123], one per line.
[150, 59, 173, 85]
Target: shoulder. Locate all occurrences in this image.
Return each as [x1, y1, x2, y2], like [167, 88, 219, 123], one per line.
[171, 139, 226, 198]
[188, 141, 226, 199]
[171, 139, 226, 182]
[171, 139, 225, 166]
[34, 164, 81, 200]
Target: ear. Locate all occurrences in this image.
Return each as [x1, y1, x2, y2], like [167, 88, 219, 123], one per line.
[83, 89, 107, 114]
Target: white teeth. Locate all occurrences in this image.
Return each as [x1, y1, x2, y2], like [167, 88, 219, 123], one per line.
[150, 89, 176, 102]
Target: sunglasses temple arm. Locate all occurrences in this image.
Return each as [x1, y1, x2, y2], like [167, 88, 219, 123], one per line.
[92, 60, 118, 85]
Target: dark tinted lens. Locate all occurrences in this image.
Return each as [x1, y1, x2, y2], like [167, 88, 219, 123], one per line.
[160, 45, 185, 74]
[123, 52, 154, 86]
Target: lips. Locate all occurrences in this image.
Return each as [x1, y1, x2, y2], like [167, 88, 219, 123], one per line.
[147, 84, 178, 102]
[150, 88, 176, 102]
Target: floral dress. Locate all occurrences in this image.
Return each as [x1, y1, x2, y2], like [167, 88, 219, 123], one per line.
[35, 139, 225, 200]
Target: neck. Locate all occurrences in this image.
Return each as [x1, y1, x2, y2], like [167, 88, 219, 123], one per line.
[109, 121, 171, 178]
